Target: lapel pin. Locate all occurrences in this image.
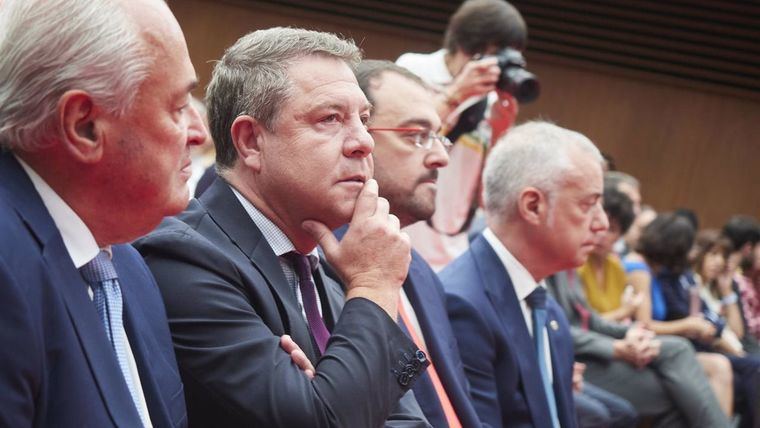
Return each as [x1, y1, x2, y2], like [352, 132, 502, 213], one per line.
[549, 320, 559, 331]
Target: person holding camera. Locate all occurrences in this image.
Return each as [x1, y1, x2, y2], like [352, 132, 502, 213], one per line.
[397, 0, 537, 271]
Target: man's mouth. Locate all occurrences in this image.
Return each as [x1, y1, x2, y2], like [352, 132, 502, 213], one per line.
[339, 174, 367, 184]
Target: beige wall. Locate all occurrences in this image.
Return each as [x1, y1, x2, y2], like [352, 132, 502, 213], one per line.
[171, 0, 760, 228]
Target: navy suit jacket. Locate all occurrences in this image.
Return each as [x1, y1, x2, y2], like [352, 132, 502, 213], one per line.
[135, 178, 429, 427]
[335, 226, 485, 427]
[0, 152, 186, 427]
[439, 234, 577, 428]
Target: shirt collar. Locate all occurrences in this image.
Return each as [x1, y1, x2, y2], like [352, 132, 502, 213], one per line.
[482, 227, 541, 301]
[230, 186, 319, 268]
[16, 156, 102, 268]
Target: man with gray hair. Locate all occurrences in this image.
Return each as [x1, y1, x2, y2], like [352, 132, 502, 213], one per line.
[0, 0, 207, 426]
[135, 28, 430, 426]
[440, 121, 610, 427]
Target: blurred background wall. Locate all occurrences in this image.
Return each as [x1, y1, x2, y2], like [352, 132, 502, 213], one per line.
[169, 0, 760, 228]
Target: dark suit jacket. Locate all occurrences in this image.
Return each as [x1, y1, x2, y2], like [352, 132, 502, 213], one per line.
[439, 234, 577, 428]
[134, 178, 430, 427]
[335, 226, 484, 428]
[0, 152, 186, 427]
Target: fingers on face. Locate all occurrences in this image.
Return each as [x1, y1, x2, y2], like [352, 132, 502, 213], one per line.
[354, 179, 379, 220]
[375, 197, 390, 218]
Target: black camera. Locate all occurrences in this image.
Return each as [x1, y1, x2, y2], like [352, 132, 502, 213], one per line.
[493, 48, 540, 103]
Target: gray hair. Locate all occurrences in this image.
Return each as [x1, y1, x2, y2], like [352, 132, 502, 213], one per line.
[605, 170, 640, 190]
[206, 27, 362, 170]
[0, 0, 154, 151]
[483, 121, 603, 219]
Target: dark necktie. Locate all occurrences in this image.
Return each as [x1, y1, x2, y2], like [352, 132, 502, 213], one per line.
[80, 250, 149, 426]
[286, 252, 331, 354]
[525, 286, 560, 428]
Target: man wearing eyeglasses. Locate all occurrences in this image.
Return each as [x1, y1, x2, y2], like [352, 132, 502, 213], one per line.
[340, 59, 484, 427]
[396, 0, 527, 272]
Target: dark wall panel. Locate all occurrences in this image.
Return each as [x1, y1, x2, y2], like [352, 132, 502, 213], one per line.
[170, 0, 760, 228]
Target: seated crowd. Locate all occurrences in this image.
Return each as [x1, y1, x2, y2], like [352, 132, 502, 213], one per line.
[0, 0, 757, 427]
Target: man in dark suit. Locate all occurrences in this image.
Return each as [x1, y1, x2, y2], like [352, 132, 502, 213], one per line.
[135, 28, 430, 427]
[0, 0, 208, 426]
[337, 59, 482, 427]
[440, 121, 611, 428]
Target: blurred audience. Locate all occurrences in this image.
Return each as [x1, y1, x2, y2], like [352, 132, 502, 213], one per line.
[578, 183, 642, 323]
[723, 215, 760, 342]
[548, 268, 729, 427]
[639, 213, 760, 427]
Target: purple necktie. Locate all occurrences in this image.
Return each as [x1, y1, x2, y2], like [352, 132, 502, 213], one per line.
[286, 252, 330, 354]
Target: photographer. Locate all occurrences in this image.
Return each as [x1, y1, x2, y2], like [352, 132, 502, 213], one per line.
[397, 0, 535, 270]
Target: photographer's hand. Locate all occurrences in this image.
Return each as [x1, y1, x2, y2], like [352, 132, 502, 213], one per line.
[445, 57, 500, 106]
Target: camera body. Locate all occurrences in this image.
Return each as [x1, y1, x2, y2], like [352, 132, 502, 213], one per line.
[493, 48, 540, 103]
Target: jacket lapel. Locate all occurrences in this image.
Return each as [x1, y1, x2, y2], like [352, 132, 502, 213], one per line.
[199, 179, 317, 362]
[0, 153, 142, 426]
[471, 236, 552, 426]
[114, 247, 175, 427]
[547, 303, 574, 428]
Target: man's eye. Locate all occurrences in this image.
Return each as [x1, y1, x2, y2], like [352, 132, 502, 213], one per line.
[321, 114, 340, 123]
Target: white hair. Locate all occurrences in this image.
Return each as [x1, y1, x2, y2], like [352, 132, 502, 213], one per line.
[0, 0, 155, 151]
[483, 120, 603, 219]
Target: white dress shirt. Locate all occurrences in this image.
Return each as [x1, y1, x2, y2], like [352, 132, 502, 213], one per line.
[231, 186, 322, 319]
[17, 157, 153, 427]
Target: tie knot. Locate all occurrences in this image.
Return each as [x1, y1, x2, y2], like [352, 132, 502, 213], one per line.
[525, 286, 548, 310]
[80, 250, 118, 283]
[285, 252, 314, 279]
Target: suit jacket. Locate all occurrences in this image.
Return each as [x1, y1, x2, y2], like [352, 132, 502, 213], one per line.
[439, 234, 577, 428]
[134, 178, 430, 427]
[335, 226, 484, 428]
[0, 152, 186, 427]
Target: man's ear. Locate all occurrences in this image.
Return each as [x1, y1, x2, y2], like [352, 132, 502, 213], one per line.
[230, 115, 264, 172]
[59, 90, 103, 163]
[517, 187, 548, 226]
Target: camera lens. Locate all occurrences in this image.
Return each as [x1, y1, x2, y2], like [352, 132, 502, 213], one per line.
[498, 68, 540, 103]
[494, 48, 540, 103]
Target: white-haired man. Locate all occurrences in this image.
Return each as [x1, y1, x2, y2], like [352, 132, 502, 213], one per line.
[0, 0, 207, 426]
[441, 121, 609, 427]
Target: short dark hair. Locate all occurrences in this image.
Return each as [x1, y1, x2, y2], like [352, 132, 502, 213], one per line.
[639, 213, 695, 274]
[674, 208, 699, 231]
[603, 185, 635, 234]
[443, 0, 527, 55]
[355, 60, 428, 109]
[721, 215, 760, 252]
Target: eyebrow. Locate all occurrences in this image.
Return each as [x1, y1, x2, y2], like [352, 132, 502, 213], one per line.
[398, 118, 435, 130]
[310, 101, 373, 115]
[187, 79, 200, 93]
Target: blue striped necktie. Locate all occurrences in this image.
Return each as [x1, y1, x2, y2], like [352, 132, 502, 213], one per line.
[525, 286, 560, 428]
[80, 251, 149, 426]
